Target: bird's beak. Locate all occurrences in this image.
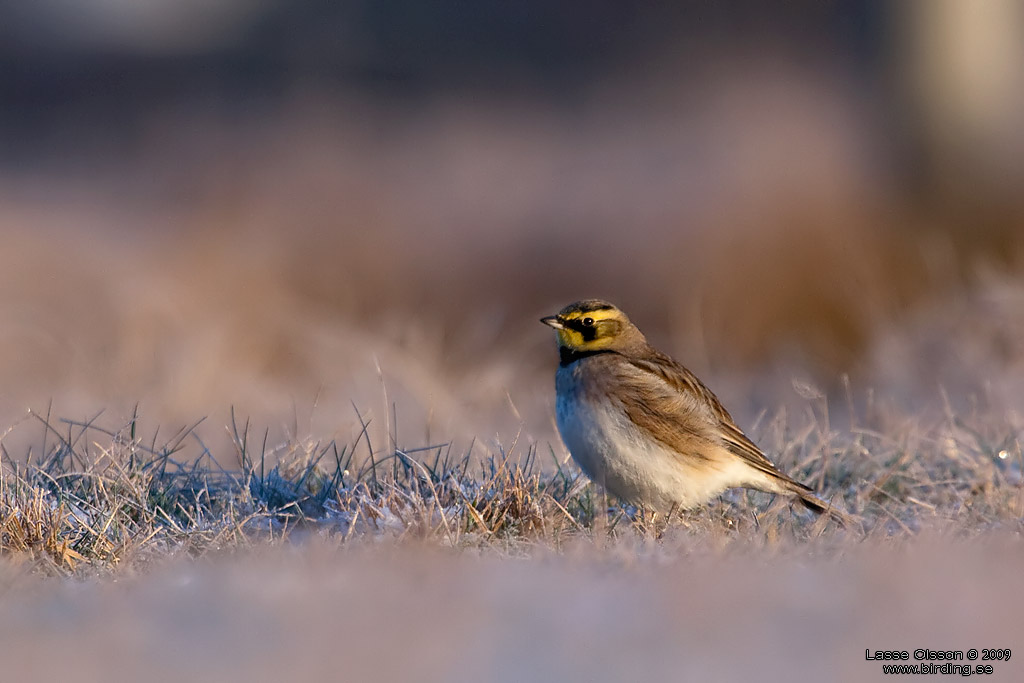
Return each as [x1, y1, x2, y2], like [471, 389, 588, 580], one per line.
[540, 315, 565, 330]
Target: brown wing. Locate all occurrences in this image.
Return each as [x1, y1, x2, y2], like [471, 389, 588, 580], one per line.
[622, 350, 809, 490]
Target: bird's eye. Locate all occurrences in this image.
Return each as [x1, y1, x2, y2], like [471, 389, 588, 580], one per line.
[582, 317, 595, 327]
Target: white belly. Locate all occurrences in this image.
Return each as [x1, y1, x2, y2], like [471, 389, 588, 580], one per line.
[555, 369, 767, 510]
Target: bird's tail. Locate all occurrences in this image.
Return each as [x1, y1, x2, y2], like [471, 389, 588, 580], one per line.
[789, 483, 858, 529]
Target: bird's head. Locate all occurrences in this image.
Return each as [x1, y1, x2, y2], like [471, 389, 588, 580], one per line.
[540, 299, 646, 356]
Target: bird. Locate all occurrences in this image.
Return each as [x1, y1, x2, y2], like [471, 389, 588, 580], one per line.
[541, 299, 848, 525]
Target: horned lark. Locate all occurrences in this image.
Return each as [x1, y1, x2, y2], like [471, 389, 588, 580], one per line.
[541, 299, 846, 524]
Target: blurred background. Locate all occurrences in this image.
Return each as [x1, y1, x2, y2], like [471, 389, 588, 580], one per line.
[2, 1, 1024, 451]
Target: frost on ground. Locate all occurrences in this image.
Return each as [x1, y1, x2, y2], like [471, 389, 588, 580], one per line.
[0, 537, 1021, 683]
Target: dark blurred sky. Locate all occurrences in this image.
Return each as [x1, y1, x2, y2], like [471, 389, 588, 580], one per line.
[3, 1, 1022, 231]
[0, 2, 882, 109]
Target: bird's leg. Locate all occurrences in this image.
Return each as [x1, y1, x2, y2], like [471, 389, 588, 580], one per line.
[592, 486, 611, 545]
[647, 509, 660, 540]
[656, 503, 681, 539]
[632, 506, 658, 540]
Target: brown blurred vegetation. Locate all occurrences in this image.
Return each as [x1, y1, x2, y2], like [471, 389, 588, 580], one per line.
[2, 1, 1024, 449]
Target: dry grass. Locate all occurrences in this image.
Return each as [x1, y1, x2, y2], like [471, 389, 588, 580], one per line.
[2, 376, 1020, 577]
